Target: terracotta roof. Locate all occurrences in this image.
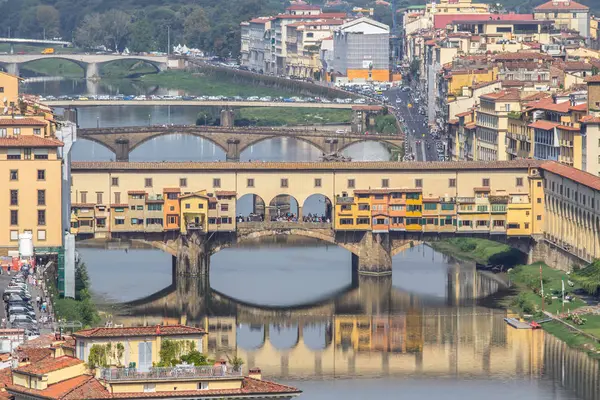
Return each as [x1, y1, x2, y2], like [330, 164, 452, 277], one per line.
[17, 334, 64, 349]
[16, 347, 53, 364]
[73, 324, 205, 339]
[493, 52, 553, 61]
[162, 188, 181, 193]
[569, 103, 587, 111]
[7, 376, 300, 400]
[465, 122, 477, 129]
[526, 98, 571, 113]
[110, 203, 129, 208]
[127, 190, 146, 195]
[480, 90, 521, 101]
[0, 135, 63, 147]
[179, 192, 210, 199]
[557, 61, 593, 71]
[287, 19, 343, 27]
[14, 356, 83, 376]
[0, 118, 47, 126]
[534, 0, 588, 11]
[0, 369, 12, 400]
[71, 160, 543, 172]
[585, 75, 600, 83]
[581, 115, 600, 124]
[541, 161, 600, 191]
[557, 125, 580, 131]
[456, 111, 472, 117]
[215, 190, 237, 197]
[529, 120, 560, 130]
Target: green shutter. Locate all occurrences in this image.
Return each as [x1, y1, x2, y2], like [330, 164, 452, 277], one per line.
[453, 218, 457, 226]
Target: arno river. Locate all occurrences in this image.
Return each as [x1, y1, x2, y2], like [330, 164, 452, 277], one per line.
[25, 78, 600, 400]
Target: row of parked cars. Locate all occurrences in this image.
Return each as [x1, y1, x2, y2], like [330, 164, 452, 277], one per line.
[3, 269, 39, 336]
[36, 94, 369, 104]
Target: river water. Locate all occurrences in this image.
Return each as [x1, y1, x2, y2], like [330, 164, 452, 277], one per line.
[23, 78, 600, 399]
[21, 78, 390, 162]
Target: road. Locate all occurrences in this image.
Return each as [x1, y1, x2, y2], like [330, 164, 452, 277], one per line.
[385, 85, 441, 162]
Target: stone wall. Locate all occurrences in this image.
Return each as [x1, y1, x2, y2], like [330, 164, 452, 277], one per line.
[529, 239, 588, 272]
[185, 60, 356, 99]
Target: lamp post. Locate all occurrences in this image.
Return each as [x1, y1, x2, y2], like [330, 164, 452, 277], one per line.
[167, 26, 171, 55]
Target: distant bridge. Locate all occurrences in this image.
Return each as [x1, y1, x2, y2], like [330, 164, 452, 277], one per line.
[77, 125, 404, 161]
[0, 54, 168, 78]
[0, 38, 71, 48]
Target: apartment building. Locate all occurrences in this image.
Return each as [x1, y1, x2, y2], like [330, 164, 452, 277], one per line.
[475, 90, 522, 161]
[533, 0, 590, 38]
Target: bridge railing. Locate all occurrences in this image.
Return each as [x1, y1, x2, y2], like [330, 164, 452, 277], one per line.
[99, 366, 243, 381]
[237, 221, 332, 230]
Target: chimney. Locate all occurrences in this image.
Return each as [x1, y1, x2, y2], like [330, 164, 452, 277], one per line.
[248, 367, 262, 380]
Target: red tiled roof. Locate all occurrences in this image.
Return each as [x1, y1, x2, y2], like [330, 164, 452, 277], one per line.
[0, 135, 63, 147]
[73, 324, 205, 339]
[0, 118, 47, 126]
[529, 120, 560, 130]
[7, 376, 300, 400]
[526, 98, 571, 113]
[14, 356, 83, 376]
[581, 115, 600, 124]
[569, 103, 587, 111]
[456, 111, 472, 117]
[71, 160, 544, 172]
[557, 125, 580, 131]
[480, 90, 521, 101]
[16, 347, 53, 363]
[465, 122, 477, 129]
[534, 0, 588, 11]
[585, 75, 600, 83]
[541, 161, 600, 191]
[433, 13, 534, 29]
[493, 52, 553, 61]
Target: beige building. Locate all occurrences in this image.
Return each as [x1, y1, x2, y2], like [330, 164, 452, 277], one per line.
[534, 0, 590, 38]
[475, 90, 522, 161]
[0, 135, 63, 252]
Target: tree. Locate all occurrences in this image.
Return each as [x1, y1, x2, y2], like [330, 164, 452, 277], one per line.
[36, 5, 60, 39]
[74, 13, 104, 49]
[102, 10, 132, 51]
[129, 19, 155, 52]
[183, 8, 210, 48]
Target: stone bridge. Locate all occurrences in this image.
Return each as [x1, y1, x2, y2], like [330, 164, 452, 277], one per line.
[0, 54, 168, 78]
[107, 222, 535, 279]
[77, 125, 404, 161]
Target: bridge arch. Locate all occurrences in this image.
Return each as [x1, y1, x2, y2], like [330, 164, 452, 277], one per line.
[302, 193, 333, 221]
[239, 135, 327, 156]
[97, 58, 164, 75]
[129, 131, 229, 155]
[268, 194, 300, 220]
[75, 137, 117, 156]
[338, 138, 402, 153]
[16, 57, 87, 77]
[236, 193, 266, 219]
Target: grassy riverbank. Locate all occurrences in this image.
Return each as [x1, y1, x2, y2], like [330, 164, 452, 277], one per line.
[433, 238, 600, 357]
[140, 70, 296, 97]
[429, 237, 524, 265]
[236, 107, 352, 126]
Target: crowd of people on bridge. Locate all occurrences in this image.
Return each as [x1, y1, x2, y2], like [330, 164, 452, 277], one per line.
[236, 213, 331, 223]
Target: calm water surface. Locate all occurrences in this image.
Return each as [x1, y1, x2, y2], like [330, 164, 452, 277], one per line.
[78, 243, 598, 400]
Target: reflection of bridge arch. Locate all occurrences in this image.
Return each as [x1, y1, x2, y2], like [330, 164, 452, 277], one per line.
[129, 131, 228, 154]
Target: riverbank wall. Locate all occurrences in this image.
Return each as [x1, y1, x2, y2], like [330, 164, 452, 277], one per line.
[185, 60, 356, 99]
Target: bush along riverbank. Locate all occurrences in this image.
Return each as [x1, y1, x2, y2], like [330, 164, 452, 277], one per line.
[432, 238, 600, 358]
[48, 261, 101, 329]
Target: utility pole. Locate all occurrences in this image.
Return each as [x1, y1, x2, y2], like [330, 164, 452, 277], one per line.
[167, 25, 171, 55]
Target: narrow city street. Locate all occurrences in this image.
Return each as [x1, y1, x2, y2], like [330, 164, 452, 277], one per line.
[386, 84, 443, 162]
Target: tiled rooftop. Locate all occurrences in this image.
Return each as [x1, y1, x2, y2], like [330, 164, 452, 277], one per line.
[14, 356, 83, 376]
[534, 0, 589, 10]
[71, 160, 543, 171]
[0, 135, 63, 148]
[73, 324, 206, 338]
[0, 118, 47, 126]
[529, 120, 560, 130]
[6, 376, 300, 399]
[541, 161, 600, 191]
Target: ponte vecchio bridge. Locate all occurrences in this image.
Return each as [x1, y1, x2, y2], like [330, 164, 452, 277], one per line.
[77, 126, 404, 162]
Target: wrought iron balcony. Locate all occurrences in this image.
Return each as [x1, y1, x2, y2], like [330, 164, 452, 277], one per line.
[99, 366, 243, 382]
